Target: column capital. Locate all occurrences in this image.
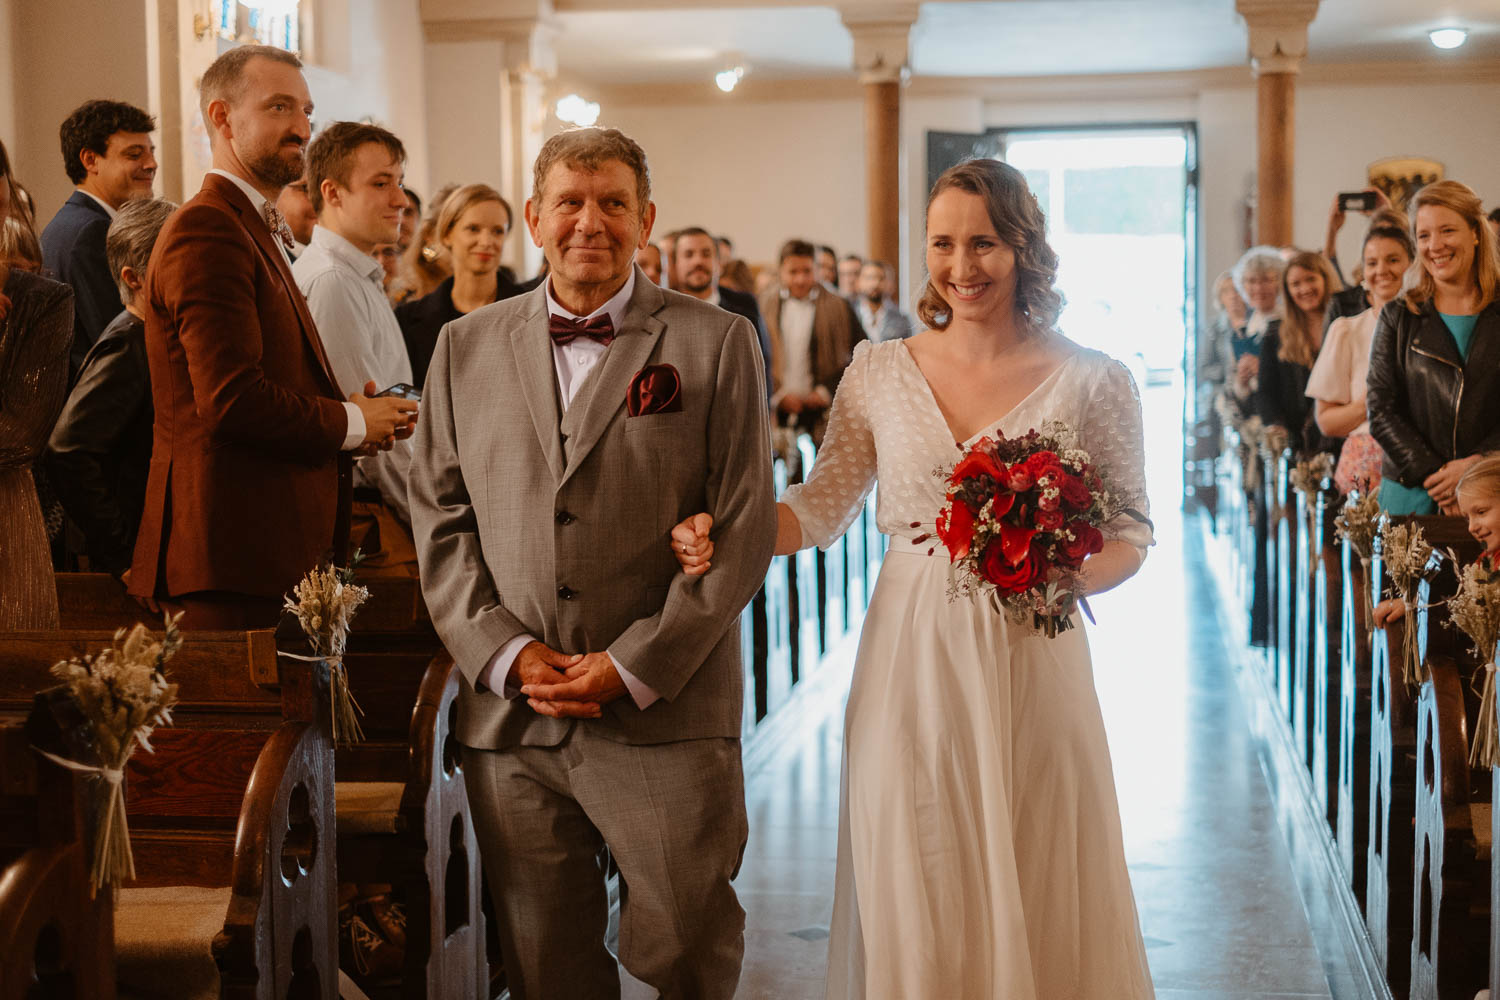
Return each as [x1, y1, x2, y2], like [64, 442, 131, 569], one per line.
[421, 0, 560, 76]
[1235, 0, 1320, 75]
[840, 3, 921, 84]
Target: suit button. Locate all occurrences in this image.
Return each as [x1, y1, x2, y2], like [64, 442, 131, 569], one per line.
[557, 585, 575, 600]
[555, 510, 575, 525]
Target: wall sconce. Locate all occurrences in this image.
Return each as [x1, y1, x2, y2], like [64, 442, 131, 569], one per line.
[1428, 27, 1468, 49]
[556, 94, 601, 127]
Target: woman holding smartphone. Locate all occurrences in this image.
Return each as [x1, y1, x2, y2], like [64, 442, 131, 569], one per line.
[1367, 180, 1500, 514]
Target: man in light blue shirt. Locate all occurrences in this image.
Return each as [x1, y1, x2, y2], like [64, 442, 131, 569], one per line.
[293, 120, 420, 569]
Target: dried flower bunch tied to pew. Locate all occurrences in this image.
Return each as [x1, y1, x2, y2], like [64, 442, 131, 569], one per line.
[282, 553, 370, 744]
[1288, 453, 1335, 497]
[42, 614, 182, 894]
[1335, 492, 1383, 640]
[1445, 552, 1500, 767]
[1381, 518, 1435, 689]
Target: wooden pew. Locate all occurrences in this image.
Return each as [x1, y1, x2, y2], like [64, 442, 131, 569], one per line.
[1338, 531, 1375, 908]
[1490, 664, 1500, 999]
[1408, 536, 1490, 1000]
[799, 435, 847, 656]
[0, 700, 114, 1000]
[1289, 469, 1320, 770]
[1367, 516, 1471, 998]
[1310, 485, 1342, 830]
[52, 571, 494, 997]
[1249, 447, 1272, 648]
[1411, 654, 1490, 1000]
[1272, 450, 1294, 718]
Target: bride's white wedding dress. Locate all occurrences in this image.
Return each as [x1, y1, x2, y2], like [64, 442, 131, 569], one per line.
[781, 338, 1156, 999]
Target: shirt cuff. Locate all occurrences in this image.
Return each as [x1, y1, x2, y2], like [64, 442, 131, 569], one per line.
[480, 633, 537, 698]
[341, 401, 366, 451]
[611, 652, 660, 710]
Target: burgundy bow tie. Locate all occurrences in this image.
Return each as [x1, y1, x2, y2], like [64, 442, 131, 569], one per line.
[549, 313, 616, 347]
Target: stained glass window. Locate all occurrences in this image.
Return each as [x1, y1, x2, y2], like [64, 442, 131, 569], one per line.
[209, 0, 300, 54]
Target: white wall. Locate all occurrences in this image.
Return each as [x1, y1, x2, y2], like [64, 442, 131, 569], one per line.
[5, 0, 152, 220]
[305, 0, 431, 196]
[601, 97, 869, 281]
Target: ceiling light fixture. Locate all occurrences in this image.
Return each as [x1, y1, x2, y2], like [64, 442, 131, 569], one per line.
[715, 58, 746, 93]
[555, 94, 601, 127]
[1429, 27, 1468, 49]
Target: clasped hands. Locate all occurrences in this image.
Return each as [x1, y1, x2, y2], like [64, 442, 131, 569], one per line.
[1424, 455, 1480, 514]
[511, 641, 628, 719]
[350, 379, 418, 457]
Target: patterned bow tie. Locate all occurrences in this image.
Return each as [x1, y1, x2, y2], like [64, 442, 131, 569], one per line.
[549, 313, 616, 347]
[262, 203, 297, 254]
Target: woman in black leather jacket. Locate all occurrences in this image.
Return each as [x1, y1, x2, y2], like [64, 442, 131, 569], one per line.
[1367, 180, 1500, 514]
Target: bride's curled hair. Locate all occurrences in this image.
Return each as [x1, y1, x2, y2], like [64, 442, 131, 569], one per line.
[916, 159, 1063, 335]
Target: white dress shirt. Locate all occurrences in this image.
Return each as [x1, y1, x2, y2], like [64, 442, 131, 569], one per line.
[477, 270, 662, 710]
[293, 224, 416, 520]
[78, 189, 118, 220]
[207, 169, 366, 450]
[774, 290, 820, 407]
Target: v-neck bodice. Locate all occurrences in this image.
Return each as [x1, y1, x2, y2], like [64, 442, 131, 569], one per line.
[897, 340, 1081, 448]
[781, 338, 1153, 553]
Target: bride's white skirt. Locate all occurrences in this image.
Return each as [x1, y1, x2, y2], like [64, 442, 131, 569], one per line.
[825, 544, 1155, 999]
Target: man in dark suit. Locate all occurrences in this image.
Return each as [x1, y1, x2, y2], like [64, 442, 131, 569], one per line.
[41, 99, 158, 379]
[127, 44, 417, 629]
[672, 226, 772, 395]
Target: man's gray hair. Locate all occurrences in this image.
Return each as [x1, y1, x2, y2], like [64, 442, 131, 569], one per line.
[531, 127, 651, 215]
[107, 198, 177, 304]
[199, 44, 303, 126]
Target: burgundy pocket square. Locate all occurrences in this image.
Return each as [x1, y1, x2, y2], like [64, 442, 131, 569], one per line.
[627, 364, 683, 416]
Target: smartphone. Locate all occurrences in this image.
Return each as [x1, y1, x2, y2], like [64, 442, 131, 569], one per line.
[375, 382, 421, 401]
[1338, 191, 1378, 212]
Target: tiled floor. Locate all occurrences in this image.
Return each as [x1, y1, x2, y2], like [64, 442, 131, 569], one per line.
[626, 382, 1342, 998]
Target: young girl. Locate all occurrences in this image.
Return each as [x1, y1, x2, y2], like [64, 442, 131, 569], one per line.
[1373, 454, 1500, 625]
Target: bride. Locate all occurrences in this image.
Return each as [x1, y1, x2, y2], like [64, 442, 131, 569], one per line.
[673, 158, 1155, 999]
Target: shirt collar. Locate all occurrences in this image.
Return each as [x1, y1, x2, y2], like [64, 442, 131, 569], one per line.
[708, 286, 721, 308]
[208, 168, 270, 216]
[780, 284, 819, 305]
[77, 188, 118, 220]
[545, 269, 636, 333]
[309, 224, 383, 283]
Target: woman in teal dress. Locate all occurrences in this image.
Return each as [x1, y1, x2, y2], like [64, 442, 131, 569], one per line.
[1367, 180, 1500, 515]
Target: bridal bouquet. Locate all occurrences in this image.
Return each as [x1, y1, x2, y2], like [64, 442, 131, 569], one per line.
[44, 615, 182, 894]
[919, 422, 1111, 638]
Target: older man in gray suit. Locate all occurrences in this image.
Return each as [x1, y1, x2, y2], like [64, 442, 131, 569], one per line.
[408, 127, 776, 999]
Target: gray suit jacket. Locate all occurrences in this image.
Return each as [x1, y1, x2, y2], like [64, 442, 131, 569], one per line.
[409, 268, 777, 750]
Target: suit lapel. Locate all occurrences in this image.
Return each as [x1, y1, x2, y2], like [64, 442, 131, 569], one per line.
[204, 174, 343, 397]
[558, 274, 666, 487]
[511, 290, 566, 482]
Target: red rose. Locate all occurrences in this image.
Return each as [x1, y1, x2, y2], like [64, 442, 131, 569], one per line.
[1059, 474, 1094, 511]
[1005, 464, 1035, 491]
[936, 499, 976, 561]
[1037, 490, 1061, 512]
[1025, 451, 1064, 484]
[950, 451, 1003, 486]
[980, 540, 1040, 594]
[1034, 509, 1064, 532]
[1057, 522, 1105, 567]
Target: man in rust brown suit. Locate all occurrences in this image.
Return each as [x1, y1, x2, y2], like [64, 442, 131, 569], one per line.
[128, 44, 416, 628]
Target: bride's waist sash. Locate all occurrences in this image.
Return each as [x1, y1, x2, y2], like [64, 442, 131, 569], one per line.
[885, 534, 938, 557]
